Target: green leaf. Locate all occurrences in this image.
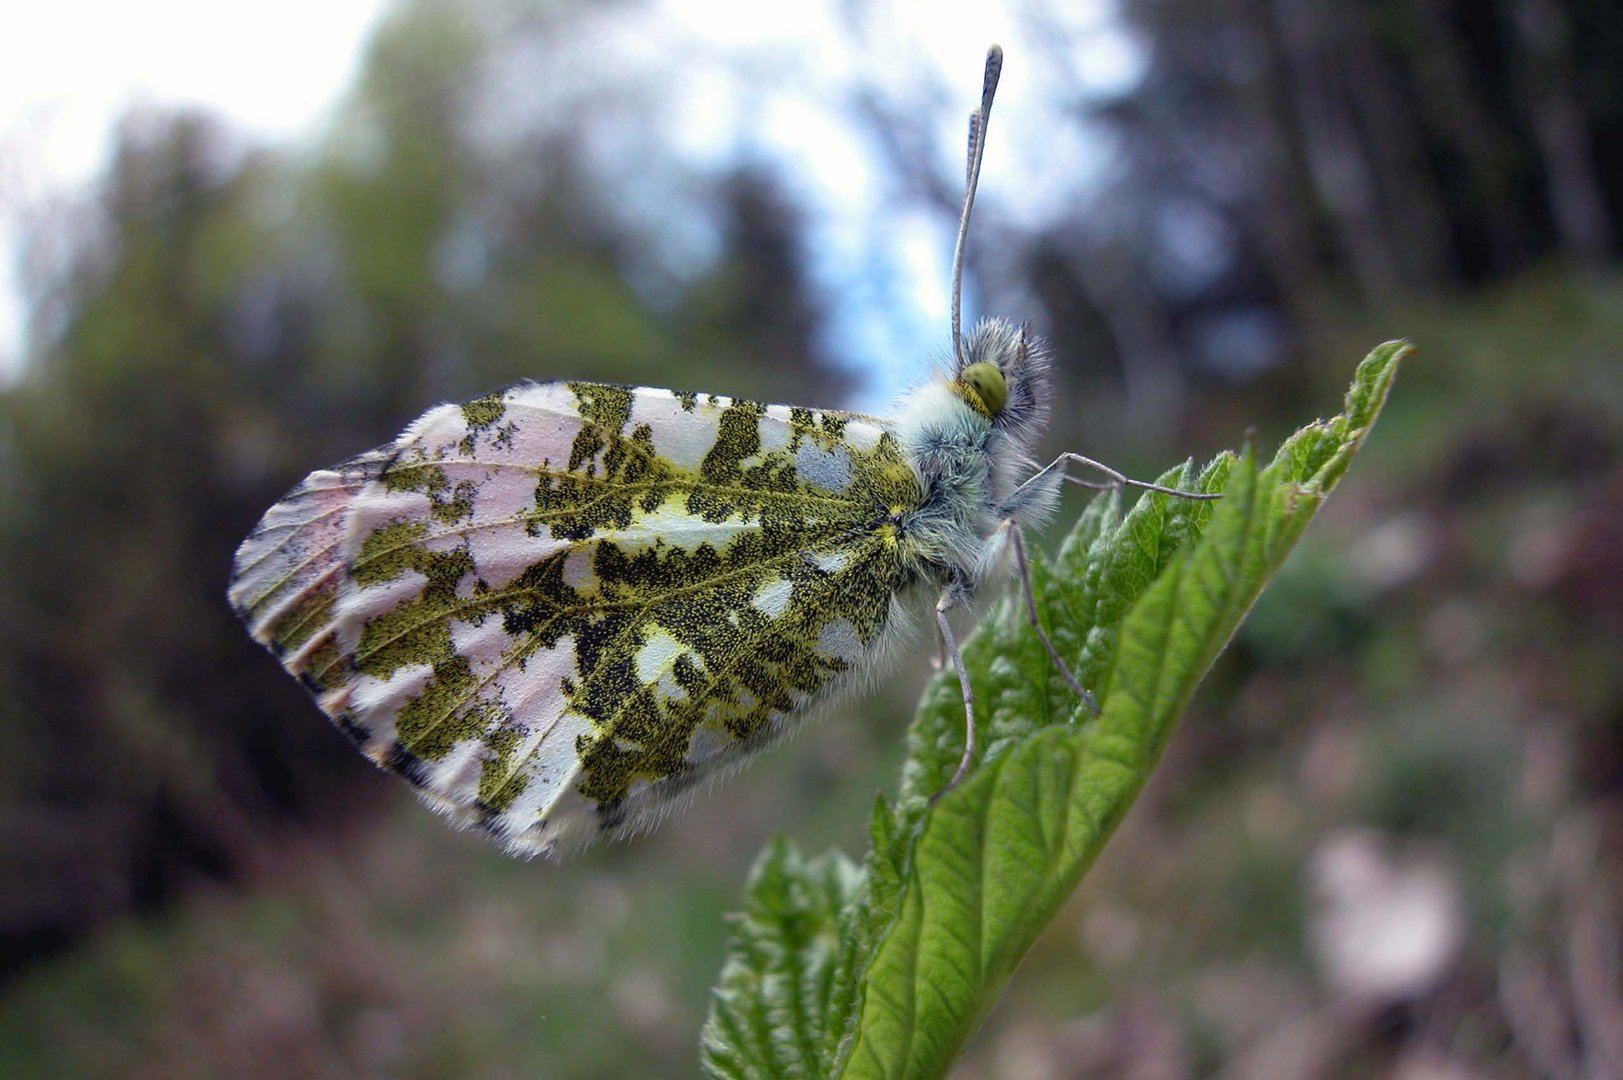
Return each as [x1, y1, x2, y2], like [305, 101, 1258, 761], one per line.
[701, 839, 864, 1080]
[700, 341, 1409, 1080]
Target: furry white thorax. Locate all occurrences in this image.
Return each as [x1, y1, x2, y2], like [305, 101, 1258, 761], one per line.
[891, 317, 1064, 595]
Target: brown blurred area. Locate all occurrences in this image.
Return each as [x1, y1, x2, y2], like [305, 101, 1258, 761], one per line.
[2, 1, 1620, 1076]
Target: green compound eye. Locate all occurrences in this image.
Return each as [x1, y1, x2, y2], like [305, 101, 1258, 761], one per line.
[959, 361, 1008, 415]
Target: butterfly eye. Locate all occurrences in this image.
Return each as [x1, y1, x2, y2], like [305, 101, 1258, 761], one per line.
[959, 361, 1008, 415]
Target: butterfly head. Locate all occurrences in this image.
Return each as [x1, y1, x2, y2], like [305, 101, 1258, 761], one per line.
[940, 51, 1051, 454]
[953, 316, 1053, 452]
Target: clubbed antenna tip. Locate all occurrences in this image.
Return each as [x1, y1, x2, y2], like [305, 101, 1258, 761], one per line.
[951, 46, 1004, 366]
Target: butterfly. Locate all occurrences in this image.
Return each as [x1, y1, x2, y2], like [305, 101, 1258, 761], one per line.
[227, 46, 1216, 858]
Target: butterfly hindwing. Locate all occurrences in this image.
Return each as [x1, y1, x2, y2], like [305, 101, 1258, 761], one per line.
[230, 380, 922, 856]
[229, 446, 393, 702]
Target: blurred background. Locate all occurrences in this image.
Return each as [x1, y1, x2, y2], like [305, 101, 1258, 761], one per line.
[1, 0, 1619, 1076]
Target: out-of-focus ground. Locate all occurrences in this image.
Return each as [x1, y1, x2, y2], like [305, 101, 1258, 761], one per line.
[2, 2, 1619, 1077]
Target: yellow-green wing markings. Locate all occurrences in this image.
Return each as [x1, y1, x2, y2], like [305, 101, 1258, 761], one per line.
[313, 380, 921, 855]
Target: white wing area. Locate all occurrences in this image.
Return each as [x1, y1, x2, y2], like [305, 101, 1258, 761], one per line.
[229, 446, 392, 691]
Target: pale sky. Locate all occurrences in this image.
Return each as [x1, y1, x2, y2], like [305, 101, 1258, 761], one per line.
[0, 0, 1135, 405]
[0, 0, 392, 376]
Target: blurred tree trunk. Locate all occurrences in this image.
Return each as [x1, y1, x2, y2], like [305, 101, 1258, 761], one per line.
[1218, 0, 1337, 321]
[1510, 0, 1614, 267]
[1269, 0, 1400, 305]
[1389, 0, 1529, 276]
[1337, 6, 1454, 288]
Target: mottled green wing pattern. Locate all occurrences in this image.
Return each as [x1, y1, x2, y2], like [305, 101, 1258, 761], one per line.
[230, 381, 923, 856]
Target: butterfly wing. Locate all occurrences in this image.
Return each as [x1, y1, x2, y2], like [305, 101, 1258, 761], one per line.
[230, 381, 921, 856]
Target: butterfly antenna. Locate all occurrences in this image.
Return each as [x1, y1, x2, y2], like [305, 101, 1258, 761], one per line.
[951, 45, 1003, 366]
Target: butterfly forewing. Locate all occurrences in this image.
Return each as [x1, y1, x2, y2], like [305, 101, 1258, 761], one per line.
[230, 381, 922, 856]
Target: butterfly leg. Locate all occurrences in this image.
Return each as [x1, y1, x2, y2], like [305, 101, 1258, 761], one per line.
[1001, 520, 1099, 715]
[933, 591, 978, 800]
[1009, 452, 1222, 503]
